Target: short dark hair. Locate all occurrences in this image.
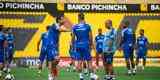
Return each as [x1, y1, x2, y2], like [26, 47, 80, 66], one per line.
[78, 12, 85, 20]
[46, 26, 50, 30]
[124, 20, 130, 26]
[0, 25, 3, 31]
[140, 29, 144, 33]
[56, 13, 64, 23]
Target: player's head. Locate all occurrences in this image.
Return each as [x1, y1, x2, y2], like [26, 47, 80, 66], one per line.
[105, 19, 112, 29]
[139, 29, 144, 36]
[8, 28, 13, 34]
[0, 25, 3, 31]
[56, 13, 65, 25]
[98, 28, 102, 34]
[123, 20, 130, 28]
[78, 12, 85, 22]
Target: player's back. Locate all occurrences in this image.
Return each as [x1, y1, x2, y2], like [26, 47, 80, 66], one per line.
[73, 23, 91, 47]
[48, 24, 60, 47]
[137, 36, 148, 48]
[6, 33, 14, 48]
[41, 32, 50, 47]
[122, 27, 135, 45]
[95, 34, 105, 48]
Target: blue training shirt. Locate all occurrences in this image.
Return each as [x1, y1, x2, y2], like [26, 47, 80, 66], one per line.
[121, 27, 135, 47]
[48, 23, 61, 48]
[95, 34, 105, 49]
[137, 35, 148, 49]
[6, 33, 14, 49]
[72, 23, 91, 48]
[41, 32, 49, 48]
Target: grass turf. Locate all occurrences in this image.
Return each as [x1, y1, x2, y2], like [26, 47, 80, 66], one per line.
[8, 67, 160, 80]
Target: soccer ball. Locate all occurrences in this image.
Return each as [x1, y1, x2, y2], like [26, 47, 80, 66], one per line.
[5, 74, 15, 80]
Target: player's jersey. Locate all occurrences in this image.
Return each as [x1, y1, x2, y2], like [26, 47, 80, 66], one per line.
[95, 34, 105, 49]
[103, 28, 117, 53]
[41, 32, 49, 48]
[6, 33, 14, 49]
[0, 32, 6, 49]
[137, 36, 148, 49]
[72, 23, 91, 48]
[121, 27, 135, 47]
[48, 23, 60, 48]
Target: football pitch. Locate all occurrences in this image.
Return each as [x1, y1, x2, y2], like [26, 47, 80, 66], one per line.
[9, 67, 160, 80]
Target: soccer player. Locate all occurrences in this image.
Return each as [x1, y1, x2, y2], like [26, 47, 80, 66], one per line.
[121, 21, 136, 75]
[37, 26, 50, 74]
[0, 25, 7, 76]
[72, 12, 98, 80]
[102, 20, 117, 80]
[95, 28, 105, 67]
[135, 29, 149, 70]
[4, 28, 15, 73]
[47, 14, 72, 80]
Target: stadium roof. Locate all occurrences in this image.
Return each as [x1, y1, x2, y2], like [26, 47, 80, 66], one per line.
[0, 0, 160, 3]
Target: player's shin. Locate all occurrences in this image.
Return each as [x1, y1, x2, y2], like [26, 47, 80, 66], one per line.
[76, 61, 84, 80]
[96, 53, 99, 67]
[38, 63, 42, 74]
[130, 58, 136, 75]
[125, 60, 132, 75]
[48, 61, 53, 80]
[0, 64, 4, 77]
[109, 64, 115, 80]
[51, 60, 59, 79]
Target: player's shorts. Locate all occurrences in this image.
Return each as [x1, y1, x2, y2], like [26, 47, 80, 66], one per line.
[46, 46, 58, 61]
[136, 48, 147, 59]
[122, 45, 134, 60]
[96, 48, 103, 53]
[39, 47, 47, 63]
[103, 53, 114, 64]
[0, 49, 4, 64]
[69, 49, 76, 60]
[75, 46, 91, 61]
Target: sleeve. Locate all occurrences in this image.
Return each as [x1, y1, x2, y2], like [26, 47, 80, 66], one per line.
[136, 37, 139, 45]
[55, 25, 60, 30]
[95, 36, 97, 43]
[72, 26, 75, 34]
[49, 24, 59, 32]
[87, 24, 91, 32]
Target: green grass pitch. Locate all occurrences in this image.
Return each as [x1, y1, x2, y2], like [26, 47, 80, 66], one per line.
[9, 67, 160, 80]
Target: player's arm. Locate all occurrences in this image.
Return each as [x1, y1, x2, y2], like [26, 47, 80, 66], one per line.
[58, 16, 73, 32]
[3, 40, 8, 48]
[94, 37, 97, 50]
[37, 36, 41, 51]
[133, 33, 136, 48]
[146, 38, 149, 49]
[71, 32, 75, 47]
[58, 25, 72, 32]
[119, 30, 124, 49]
[135, 38, 138, 49]
[89, 30, 95, 50]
